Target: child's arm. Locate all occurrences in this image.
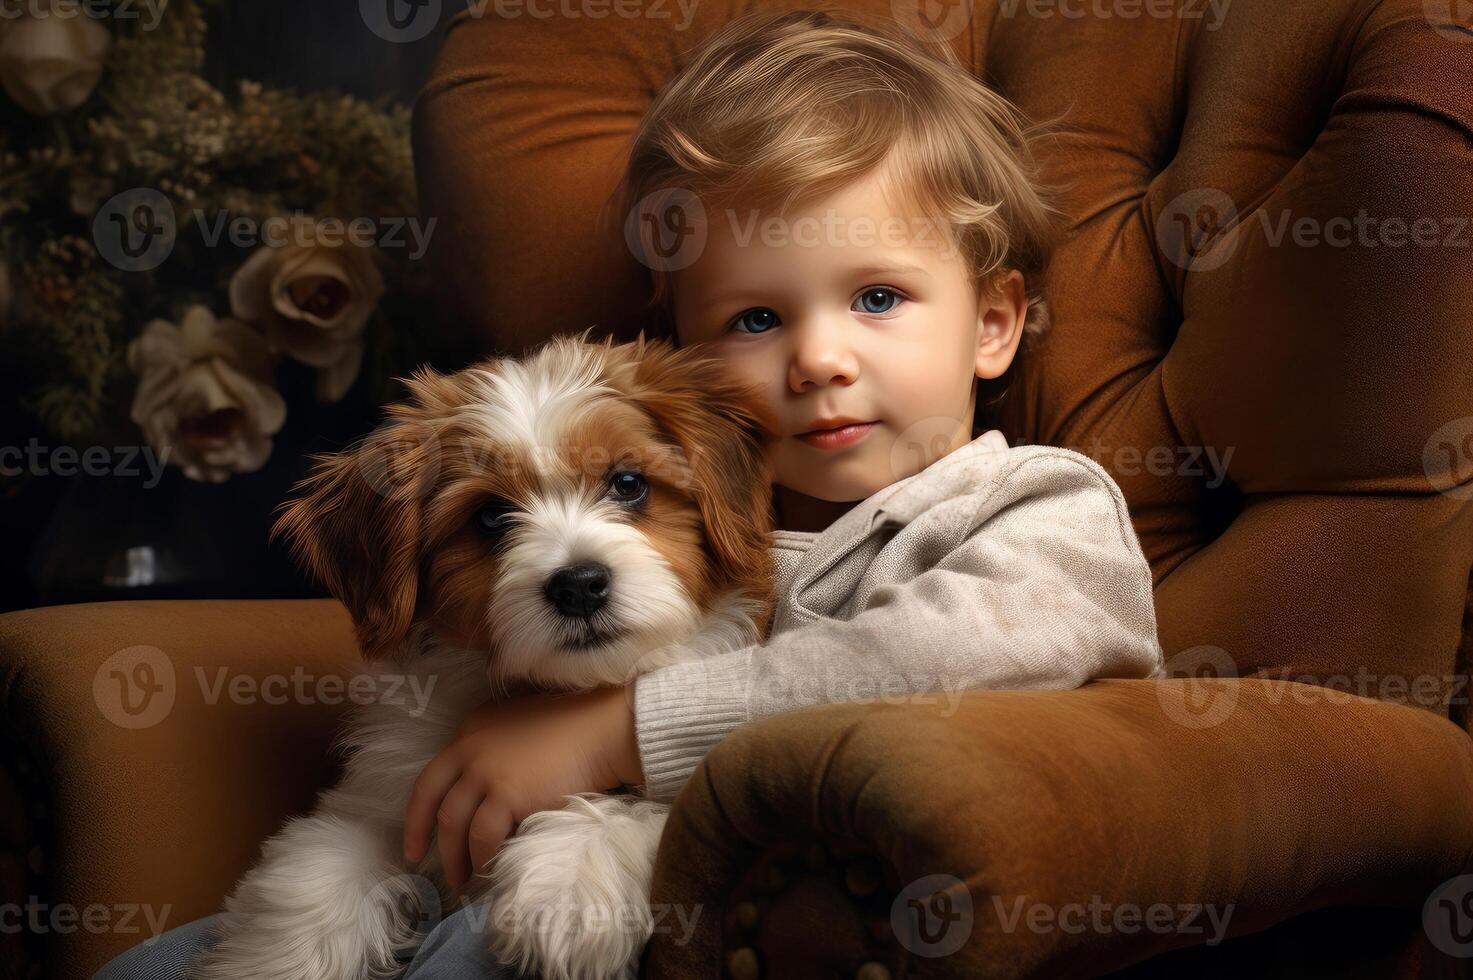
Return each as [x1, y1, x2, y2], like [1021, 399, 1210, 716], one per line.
[634, 448, 1165, 803]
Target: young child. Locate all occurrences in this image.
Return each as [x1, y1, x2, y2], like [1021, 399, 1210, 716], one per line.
[95, 10, 1162, 980]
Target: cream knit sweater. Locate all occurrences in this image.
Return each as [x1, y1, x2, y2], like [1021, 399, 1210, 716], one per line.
[632, 428, 1166, 803]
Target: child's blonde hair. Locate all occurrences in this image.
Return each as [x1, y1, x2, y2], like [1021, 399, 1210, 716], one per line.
[613, 8, 1061, 430]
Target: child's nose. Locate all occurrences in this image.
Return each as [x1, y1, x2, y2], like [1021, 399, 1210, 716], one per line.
[787, 318, 860, 392]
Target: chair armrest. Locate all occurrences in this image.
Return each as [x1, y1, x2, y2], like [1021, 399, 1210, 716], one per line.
[0, 599, 359, 979]
[643, 678, 1473, 979]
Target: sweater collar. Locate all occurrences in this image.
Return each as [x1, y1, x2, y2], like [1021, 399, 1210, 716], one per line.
[771, 429, 1010, 630]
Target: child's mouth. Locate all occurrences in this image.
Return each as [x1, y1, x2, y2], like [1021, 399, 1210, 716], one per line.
[796, 421, 878, 450]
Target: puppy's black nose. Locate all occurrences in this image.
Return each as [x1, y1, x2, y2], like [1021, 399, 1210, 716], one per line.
[544, 562, 612, 619]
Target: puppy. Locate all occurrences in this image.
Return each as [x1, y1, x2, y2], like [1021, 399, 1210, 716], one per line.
[192, 332, 776, 980]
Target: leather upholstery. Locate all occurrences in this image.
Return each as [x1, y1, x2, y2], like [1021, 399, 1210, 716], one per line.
[0, 600, 358, 978]
[648, 680, 1473, 977]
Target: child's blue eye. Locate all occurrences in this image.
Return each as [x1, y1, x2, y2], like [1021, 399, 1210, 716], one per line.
[854, 288, 904, 314]
[731, 307, 781, 334]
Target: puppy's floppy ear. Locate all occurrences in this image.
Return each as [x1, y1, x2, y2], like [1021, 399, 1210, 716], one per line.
[619, 337, 778, 601]
[272, 415, 438, 660]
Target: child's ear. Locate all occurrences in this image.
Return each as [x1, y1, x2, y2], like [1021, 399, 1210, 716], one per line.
[976, 269, 1029, 380]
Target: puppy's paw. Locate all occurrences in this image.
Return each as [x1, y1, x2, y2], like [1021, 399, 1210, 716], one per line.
[482, 794, 667, 980]
[189, 815, 430, 980]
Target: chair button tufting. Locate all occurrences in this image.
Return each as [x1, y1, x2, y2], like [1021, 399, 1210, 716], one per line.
[856, 961, 891, 980]
[727, 945, 760, 980]
[735, 900, 760, 929]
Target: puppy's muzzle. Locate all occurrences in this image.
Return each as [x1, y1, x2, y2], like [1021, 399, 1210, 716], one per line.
[544, 562, 613, 619]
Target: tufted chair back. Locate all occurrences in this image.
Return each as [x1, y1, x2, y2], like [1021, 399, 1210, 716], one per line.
[413, 0, 1473, 725]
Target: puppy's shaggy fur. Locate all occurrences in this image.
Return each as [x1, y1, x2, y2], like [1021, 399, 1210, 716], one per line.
[192, 333, 775, 980]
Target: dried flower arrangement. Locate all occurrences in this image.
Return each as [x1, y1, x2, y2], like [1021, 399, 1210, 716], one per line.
[0, 0, 433, 482]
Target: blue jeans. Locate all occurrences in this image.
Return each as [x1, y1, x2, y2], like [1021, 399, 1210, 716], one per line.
[92, 905, 526, 979]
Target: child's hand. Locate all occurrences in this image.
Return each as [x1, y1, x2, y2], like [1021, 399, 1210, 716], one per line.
[402, 683, 643, 891]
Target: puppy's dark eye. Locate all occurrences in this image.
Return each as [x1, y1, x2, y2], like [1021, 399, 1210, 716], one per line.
[472, 501, 514, 537]
[607, 471, 648, 505]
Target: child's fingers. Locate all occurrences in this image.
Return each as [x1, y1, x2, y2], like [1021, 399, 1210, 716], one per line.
[435, 781, 485, 891]
[403, 755, 462, 863]
[468, 801, 516, 881]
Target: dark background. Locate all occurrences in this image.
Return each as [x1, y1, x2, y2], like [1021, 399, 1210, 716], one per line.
[0, 0, 471, 613]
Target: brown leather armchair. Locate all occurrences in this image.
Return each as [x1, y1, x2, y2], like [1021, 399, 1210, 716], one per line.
[4, 0, 1473, 977]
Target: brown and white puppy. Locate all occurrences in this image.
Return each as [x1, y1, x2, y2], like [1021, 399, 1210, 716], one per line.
[193, 332, 776, 980]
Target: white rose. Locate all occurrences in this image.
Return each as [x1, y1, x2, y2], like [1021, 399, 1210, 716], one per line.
[127, 305, 287, 484]
[0, 4, 112, 116]
[229, 235, 384, 403]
